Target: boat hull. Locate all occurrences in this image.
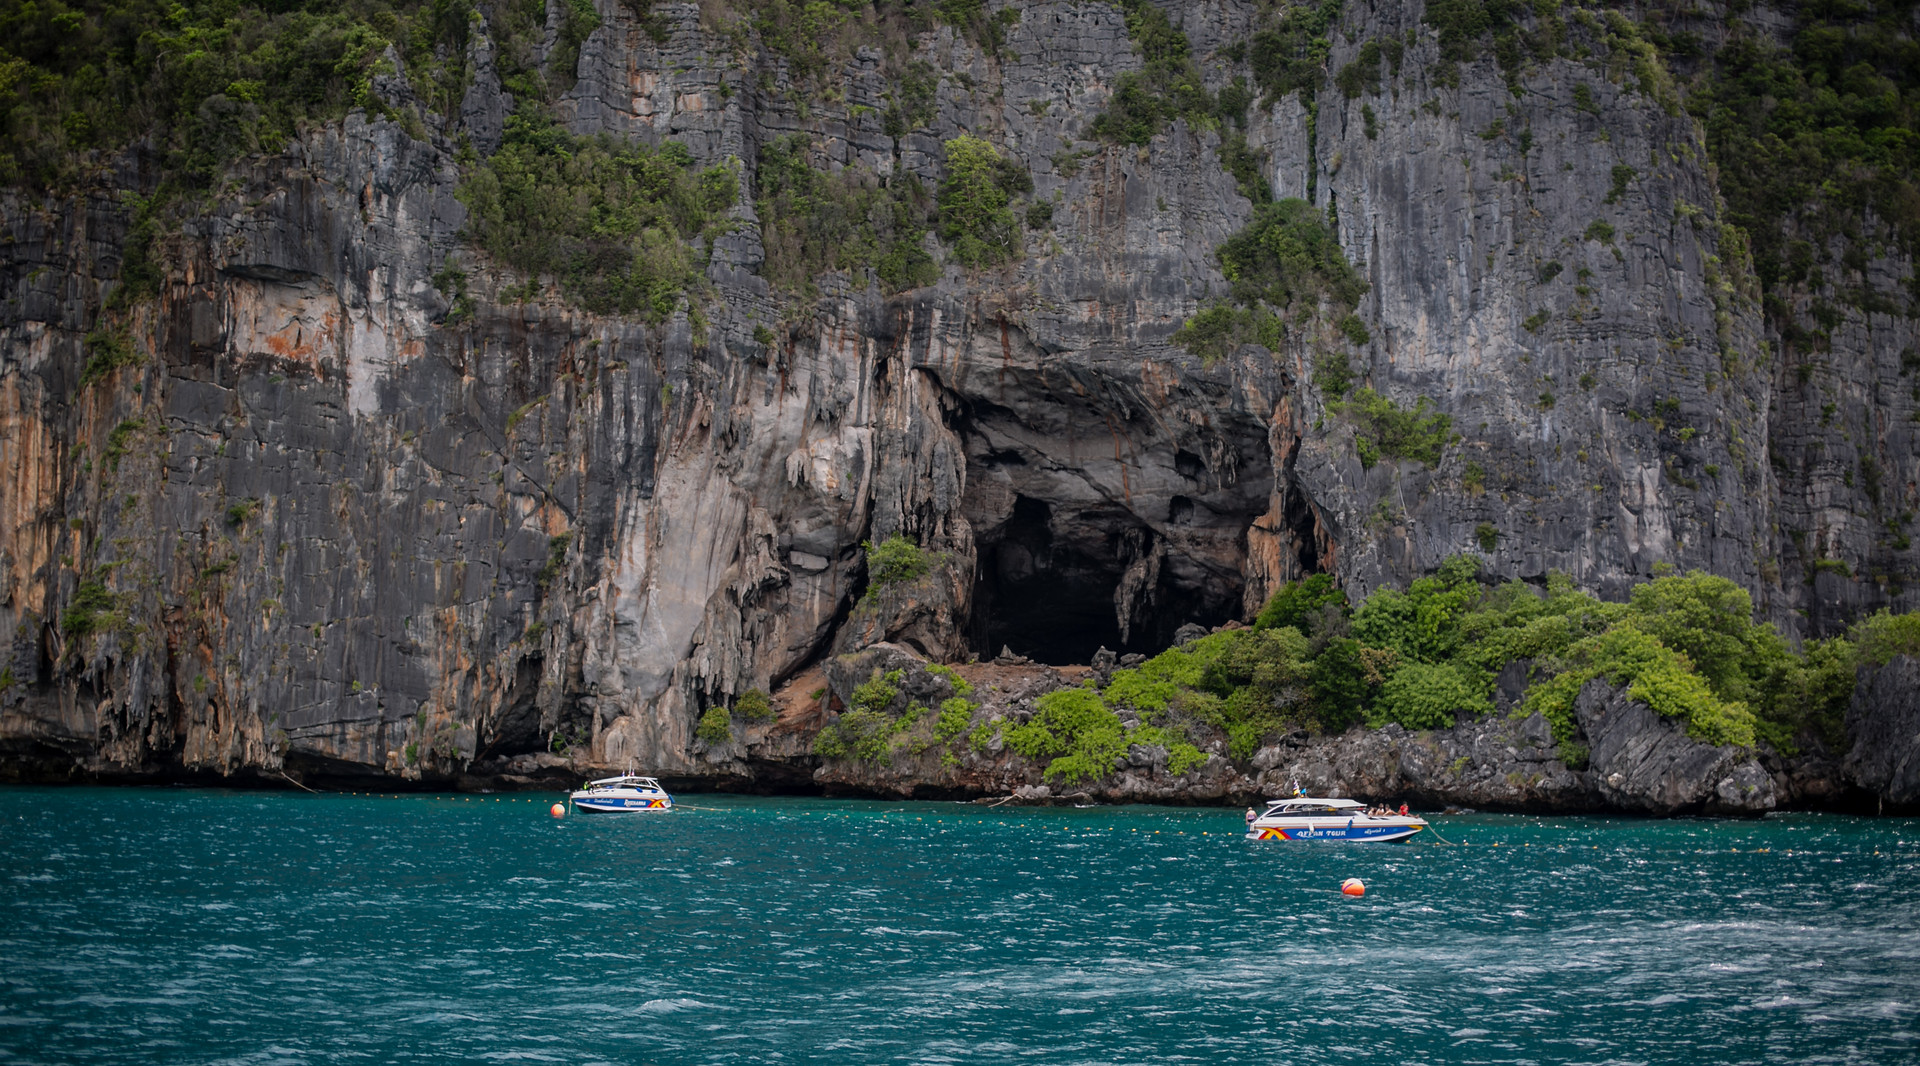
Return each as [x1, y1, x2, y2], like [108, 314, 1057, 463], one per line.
[1246, 819, 1425, 843]
[569, 792, 673, 813]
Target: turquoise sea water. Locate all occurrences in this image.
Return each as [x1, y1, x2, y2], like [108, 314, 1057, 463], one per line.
[1, 788, 1916, 1065]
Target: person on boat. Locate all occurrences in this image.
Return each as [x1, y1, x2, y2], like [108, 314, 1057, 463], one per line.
[1244, 807, 1257, 825]
[1398, 803, 1409, 816]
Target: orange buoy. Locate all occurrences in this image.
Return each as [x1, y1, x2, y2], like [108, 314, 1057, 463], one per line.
[1341, 878, 1366, 897]
[550, 803, 566, 818]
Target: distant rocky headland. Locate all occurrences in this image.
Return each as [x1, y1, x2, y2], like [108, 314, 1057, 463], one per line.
[2, 0, 1917, 814]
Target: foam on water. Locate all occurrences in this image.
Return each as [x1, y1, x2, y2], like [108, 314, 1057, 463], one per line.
[1, 789, 1917, 1064]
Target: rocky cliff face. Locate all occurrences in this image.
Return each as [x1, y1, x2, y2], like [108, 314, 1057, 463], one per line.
[0, 0, 1914, 810]
[1843, 654, 1920, 809]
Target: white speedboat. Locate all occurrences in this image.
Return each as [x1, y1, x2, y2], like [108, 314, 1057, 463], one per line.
[569, 774, 674, 813]
[1246, 797, 1425, 842]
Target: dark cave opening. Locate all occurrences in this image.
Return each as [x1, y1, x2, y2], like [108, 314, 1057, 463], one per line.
[970, 495, 1236, 665]
[1125, 574, 1238, 655]
[474, 653, 550, 762]
[1283, 482, 1323, 574]
[972, 495, 1120, 664]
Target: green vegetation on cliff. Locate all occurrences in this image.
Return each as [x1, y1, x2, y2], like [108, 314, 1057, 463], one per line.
[1091, 0, 1288, 218]
[714, 0, 1013, 93]
[755, 134, 936, 297]
[734, 688, 776, 723]
[1245, 0, 1346, 201]
[59, 577, 125, 643]
[757, 128, 1033, 298]
[1175, 198, 1369, 361]
[698, 689, 776, 745]
[0, 0, 1007, 312]
[1679, 3, 1920, 319]
[1855, 608, 1920, 664]
[14, 0, 1913, 324]
[1247, 0, 1345, 104]
[971, 560, 1896, 786]
[813, 669, 903, 762]
[801, 656, 988, 769]
[861, 535, 938, 593]
[0, 0, 549, 190]
[1090, 0, 1216, 144]
[1340, 388, 1453, 468]
[1175, 195, 1448, 467]
[1216, 197, 1369, 310]
[936, 135, 1030, 269]
[696, 706, 733, 745]
[813, 665, 984, 767]
[457, 116, 737, 320]
[1421, 0, 1919, 324]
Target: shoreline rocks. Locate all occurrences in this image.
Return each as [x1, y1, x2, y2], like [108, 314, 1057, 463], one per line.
[8, 651, 1911, 817]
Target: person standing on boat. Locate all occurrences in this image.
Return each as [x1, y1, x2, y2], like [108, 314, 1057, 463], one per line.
[1245, 806, 1257, 826]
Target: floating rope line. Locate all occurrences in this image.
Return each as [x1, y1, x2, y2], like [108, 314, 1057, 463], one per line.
[279, 771, 320, 794]
[1422, 822, 1460, 846]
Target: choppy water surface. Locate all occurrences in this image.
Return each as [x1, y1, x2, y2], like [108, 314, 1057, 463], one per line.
[1, 788, 1916, 1064]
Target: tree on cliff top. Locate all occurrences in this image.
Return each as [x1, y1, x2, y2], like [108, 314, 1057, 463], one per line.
[754, 133, 937, 298]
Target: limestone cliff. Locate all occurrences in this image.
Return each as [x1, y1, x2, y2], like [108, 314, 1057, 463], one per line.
[0, 0, 1914, 811]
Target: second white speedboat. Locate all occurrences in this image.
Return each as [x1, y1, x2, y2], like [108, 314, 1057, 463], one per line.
[1246, 797, 1426, 842]
[569, 774, 674, 813]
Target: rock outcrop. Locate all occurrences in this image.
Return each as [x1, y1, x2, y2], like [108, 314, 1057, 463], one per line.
[1843, 656, 1920, 809]
[1575, 680, 1777, 815]
[0, 0, 1915, 812]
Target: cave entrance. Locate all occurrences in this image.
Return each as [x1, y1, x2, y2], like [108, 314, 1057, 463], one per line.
[972, 496, 1120, 664]
[1278, 432, 1328, 577]
[970, 495, 1236, 665]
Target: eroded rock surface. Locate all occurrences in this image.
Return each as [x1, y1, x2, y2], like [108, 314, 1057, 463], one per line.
[1575, 680, 1778, 815]
[1843, 656, 1920, 808]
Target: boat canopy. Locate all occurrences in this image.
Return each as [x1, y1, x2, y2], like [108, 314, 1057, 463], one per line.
[585, 775, 663, 790]
[1263, 797, 1366, 811]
